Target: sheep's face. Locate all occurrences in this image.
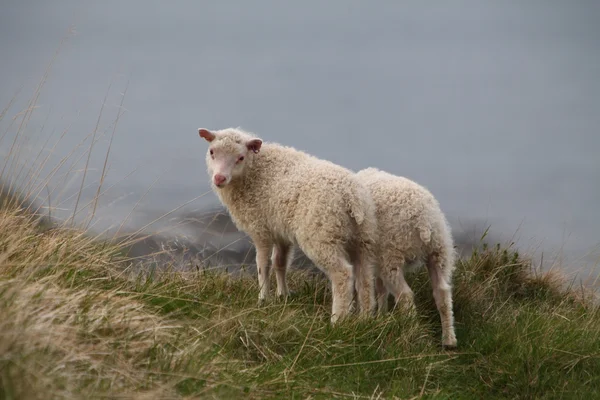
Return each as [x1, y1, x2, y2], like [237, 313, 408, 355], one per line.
[198, 128, 262, 188]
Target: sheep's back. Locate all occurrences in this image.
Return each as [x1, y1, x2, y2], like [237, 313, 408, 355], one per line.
[357, 168, 446, 262]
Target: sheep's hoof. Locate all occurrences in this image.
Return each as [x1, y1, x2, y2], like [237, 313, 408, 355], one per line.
[276, 291, 291, 301]
[442, 336, 458, 350]
[278, 289, 298, 301]
[257, 297, 267, 307]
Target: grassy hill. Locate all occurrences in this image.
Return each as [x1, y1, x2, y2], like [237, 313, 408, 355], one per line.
[0, 202, 599, 399]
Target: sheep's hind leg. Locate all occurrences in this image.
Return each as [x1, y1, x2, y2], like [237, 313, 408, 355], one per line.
[380, 258, 416, 313]
[354, 249, 376, 317]
[272, 242, 293, 299]
[302, 247, 354, 324]
[426, 252, 457, 348]
[328, 256, 355, 323]
[392, 271, 416, 312]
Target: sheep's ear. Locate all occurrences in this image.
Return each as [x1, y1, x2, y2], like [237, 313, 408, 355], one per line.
[198, 128, 216, 142]
[246, 138, 262, 153]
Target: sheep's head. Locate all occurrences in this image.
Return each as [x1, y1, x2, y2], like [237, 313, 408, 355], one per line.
[198, 128, 262, 188]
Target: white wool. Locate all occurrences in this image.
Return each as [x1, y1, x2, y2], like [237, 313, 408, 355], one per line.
[356, 167, 457, 347]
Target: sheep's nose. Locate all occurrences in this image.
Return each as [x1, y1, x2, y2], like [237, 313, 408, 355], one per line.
[214, 174, 226, 186]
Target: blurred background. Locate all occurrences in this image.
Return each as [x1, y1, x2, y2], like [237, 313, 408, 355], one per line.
[0, 1, 598, 281]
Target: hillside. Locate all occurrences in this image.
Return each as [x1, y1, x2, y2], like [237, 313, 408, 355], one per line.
[0, 204, 599, 399]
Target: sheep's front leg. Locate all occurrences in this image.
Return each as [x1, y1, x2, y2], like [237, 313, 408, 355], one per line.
[272, 243, 293, 298]
[375, 277, 389, 314]
[254, 239, 273, 304]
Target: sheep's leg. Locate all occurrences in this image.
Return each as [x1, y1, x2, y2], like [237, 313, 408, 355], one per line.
[297, 230, 354, 323]
[354, 250, 376, 317]
[254, 239, 273, 304]
[272, 243, 293, 298]
[328, 256, 355, 323]
[380, 258, 416, 312]
[302, 248, 354, 323]
[375, 276, 389, 314]
[391, 270, 416, 312]
[426, 253, 457, 348]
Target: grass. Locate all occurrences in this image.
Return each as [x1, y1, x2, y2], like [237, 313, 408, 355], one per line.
[0, 204, 599, 399]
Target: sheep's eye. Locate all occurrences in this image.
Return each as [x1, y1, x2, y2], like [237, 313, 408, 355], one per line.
[209, 149, 214, 155]
[238, 156, 244, 162]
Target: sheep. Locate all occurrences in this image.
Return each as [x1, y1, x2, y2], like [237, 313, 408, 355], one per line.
[355, 167, 458, 348]
[197, 127, 378, 323]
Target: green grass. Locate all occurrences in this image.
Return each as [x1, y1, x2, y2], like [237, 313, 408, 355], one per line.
[0, 207, 599, 399]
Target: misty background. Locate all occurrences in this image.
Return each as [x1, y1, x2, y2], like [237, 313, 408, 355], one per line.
[0, 1, 598, 281]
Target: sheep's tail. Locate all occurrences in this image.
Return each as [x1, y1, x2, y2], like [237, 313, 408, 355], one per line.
[346, 180, 378, 253]
[418, 218, 433, 244]
[349, 203, 365, 225]
[424, 206, 456, 283]
[346, 181, 368, 226]
[345, 181, 378, 251]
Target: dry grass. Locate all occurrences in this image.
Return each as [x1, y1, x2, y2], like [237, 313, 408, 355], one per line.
[0, 208, 178, 398]
[0, 205, 599, 399]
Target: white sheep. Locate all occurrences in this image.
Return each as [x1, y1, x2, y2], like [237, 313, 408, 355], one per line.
[356, 167, 458, 348]
[198, 127, 378, 323]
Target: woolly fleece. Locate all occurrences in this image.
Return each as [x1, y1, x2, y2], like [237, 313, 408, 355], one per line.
[198, 127, 378, 322]
[356, 167, 457, 347]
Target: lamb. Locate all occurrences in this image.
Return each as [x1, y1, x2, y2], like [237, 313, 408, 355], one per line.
[197, 127, 378, 323]
[355, 167, 458, 348]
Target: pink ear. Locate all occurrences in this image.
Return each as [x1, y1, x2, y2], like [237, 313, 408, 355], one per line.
[246, 138, 262, 153]
[198, 128, 216, 142]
